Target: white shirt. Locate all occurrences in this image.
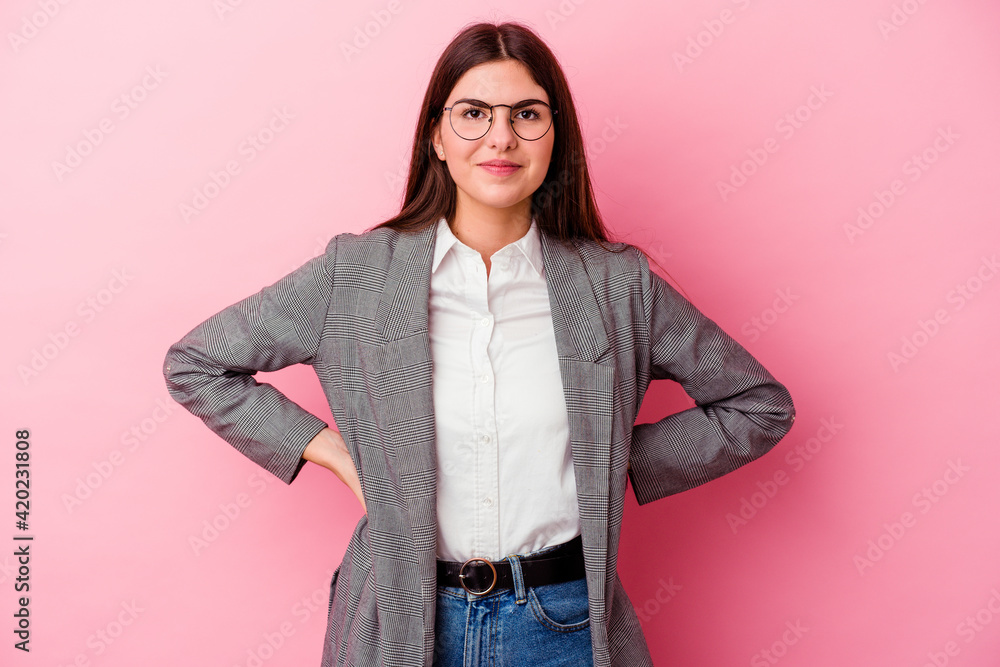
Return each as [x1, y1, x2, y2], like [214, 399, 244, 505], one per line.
[429, 216, 581, 562]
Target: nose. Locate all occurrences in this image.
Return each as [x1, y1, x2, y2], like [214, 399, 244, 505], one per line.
[484, 105, 517, 149]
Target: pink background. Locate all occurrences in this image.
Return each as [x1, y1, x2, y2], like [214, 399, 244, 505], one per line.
[3, 0, 999, 665]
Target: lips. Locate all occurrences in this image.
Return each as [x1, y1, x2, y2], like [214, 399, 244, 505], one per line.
[479, 159, 521, 176]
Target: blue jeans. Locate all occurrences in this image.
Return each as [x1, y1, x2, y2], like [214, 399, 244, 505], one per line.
[432, 543, 595, 667]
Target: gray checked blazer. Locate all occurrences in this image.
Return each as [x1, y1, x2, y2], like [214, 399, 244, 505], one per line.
[162, 221, 795, 666]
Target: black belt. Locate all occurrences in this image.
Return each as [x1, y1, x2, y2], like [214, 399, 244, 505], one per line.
[436, 535, 585, 595]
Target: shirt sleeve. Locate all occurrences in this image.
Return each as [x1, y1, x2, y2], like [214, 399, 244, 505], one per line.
[627, 250, 796, 505]
[161, 238, 337, 484]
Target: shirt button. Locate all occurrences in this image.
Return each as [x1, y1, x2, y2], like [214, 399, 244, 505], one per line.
[480, 318, 490, 326]
[480, 433, 491, 444]
[483, 497, 493, 507]
[480, 374, 489, 383]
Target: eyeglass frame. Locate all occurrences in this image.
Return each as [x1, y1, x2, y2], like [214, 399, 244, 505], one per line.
[439, 98, 558, 142]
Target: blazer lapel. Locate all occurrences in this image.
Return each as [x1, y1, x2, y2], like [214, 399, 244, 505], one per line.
[538, 231, 614, 610]
[375, 223, 437, 341]
[373, 223, 441, 628]
[538, 232, 612, 362]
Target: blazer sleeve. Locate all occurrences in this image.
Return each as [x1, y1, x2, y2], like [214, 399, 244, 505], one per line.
[161, 239, 337, 484]
[627, 252, 796, 505]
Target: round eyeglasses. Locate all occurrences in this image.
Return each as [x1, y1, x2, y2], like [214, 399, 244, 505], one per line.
[441, 99, 557, 141]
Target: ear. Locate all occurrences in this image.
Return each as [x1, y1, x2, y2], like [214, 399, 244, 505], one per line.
[430, 120, 445, 160]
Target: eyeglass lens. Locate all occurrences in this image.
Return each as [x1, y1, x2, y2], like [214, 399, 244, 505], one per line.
[449, 102, 553, 141]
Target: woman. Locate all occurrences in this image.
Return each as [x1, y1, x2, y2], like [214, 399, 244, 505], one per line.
[163, 21, 795, 667]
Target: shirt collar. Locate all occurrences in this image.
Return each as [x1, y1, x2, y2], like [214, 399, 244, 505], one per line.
[431, 216, 544, 277]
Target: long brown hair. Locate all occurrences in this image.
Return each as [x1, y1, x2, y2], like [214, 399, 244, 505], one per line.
[371, 21, 611, 244]
[369, 21, 683, 293]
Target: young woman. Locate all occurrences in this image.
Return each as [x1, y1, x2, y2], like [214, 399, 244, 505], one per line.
[163, 21, 795, 667]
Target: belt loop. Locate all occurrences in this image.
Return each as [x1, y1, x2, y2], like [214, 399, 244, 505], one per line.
[506, 554, 527, 605]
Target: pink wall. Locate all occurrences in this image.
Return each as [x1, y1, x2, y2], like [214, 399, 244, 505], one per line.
[3, 0, 998, 664]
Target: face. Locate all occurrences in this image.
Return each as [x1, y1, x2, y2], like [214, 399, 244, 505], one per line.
[431, 59, 555, 222]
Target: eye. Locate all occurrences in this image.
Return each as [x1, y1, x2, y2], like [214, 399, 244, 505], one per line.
[513, 107, 542, 121]
[460, 106, 490, 121]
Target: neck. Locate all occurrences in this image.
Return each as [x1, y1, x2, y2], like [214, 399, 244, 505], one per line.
[449, 197, 533, 261]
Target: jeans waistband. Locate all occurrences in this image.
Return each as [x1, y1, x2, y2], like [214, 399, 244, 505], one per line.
[436, 535, 585, 596]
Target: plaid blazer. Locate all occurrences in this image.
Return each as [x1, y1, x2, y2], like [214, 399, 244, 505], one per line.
[163, 221, 795, 666]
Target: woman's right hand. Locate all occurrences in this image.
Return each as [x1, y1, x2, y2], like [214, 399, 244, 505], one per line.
[302, 428, 366, 513]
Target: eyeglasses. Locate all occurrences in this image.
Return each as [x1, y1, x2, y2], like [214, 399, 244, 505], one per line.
[441, 98, 557, 141]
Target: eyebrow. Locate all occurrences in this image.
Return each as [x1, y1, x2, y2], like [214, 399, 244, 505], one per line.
[452, 97, 549, 108]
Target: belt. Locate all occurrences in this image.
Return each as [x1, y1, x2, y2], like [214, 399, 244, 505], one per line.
[436, 535, 585, 595]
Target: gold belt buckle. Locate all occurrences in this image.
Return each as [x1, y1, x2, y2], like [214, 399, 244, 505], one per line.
[458, 557, 497, 595]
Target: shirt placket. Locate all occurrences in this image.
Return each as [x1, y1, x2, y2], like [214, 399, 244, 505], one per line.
[463, 248, 499, 559]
